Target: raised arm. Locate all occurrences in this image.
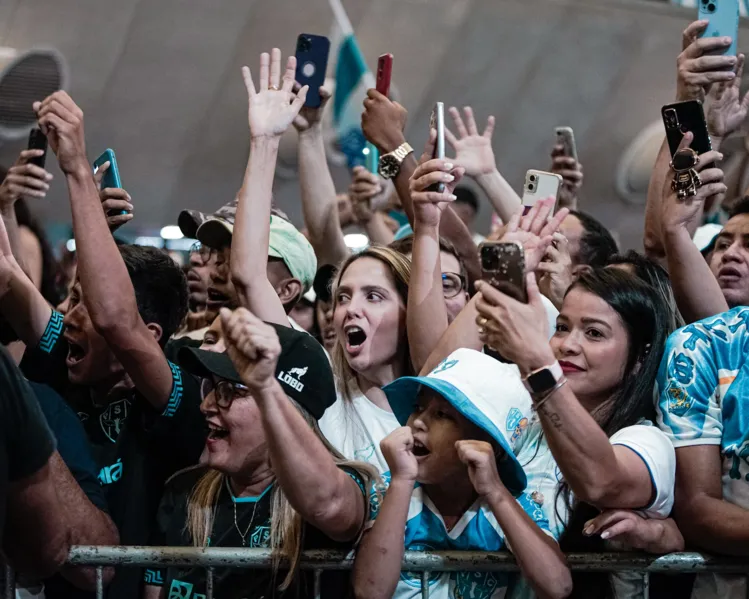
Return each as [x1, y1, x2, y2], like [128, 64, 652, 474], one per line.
[446, 106, 522, 223]
[476, 275, 659, 509]
[644, 20, 737, 258]
[660, 141, 729, 322]
[222, 307, 366, 541]
[407, 130, 465, 371]
[294, 85, 349, 265]
[34, 91, 176, 411]
[362, 91, 481, 283]
[549, 144, 583, 211]
[349, 167, 396, 246]
[231, 50, 308, 325]
[353, 428, 418, 599]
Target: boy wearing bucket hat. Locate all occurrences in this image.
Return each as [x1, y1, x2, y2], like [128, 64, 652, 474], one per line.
[353, 349, 572, 599]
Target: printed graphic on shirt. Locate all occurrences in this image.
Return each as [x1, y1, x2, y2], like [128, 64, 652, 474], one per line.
[144, 569, 164, 585]
[98, 458, 123, 485]
[167, 579, 206, 599]
[249, 525, 271, 548]
[100, 398, 131, 443]
[454, 571, 505, 599]
[506, 407, 529, 445]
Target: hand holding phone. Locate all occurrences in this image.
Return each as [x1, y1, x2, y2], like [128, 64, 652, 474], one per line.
[428, 102, 446, 193]
[27, 128, 48, 169]
[662, 101, 712, 157]
[555, 127, 578, 162]
[294, 34, 330, 108]
[698, 0, 739, 60]
[522, 170, 562, 215]
[376, 54, 393, 97]
[479, 241, 527, 303]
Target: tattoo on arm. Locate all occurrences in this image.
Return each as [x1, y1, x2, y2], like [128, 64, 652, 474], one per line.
[538, 404, 563, 430]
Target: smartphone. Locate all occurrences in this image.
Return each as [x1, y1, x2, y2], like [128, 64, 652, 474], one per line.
[522, 170, 562, 215]
[365, 144, 379, 174]
[295, 33, 330, 108]
[479, 241, 527, 303]
[93, 149, 124, 216]
[27, 128, 48, 169]
[555, 126, 578, 163]
[428, 102, 446, 193]
[376, 53, 393, 97]
[661, 101, 713, 157]
[698, 0, 739, 60]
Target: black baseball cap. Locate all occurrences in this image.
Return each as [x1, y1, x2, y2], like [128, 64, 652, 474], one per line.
[178, 323, 336, 420]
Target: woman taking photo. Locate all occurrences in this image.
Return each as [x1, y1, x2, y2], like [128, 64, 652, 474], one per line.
[475, 268, 681, 598]
[144, 308, 376, 599]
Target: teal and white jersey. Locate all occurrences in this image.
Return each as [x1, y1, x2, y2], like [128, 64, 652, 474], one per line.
[656, 307, 749, 509]
[386, 475, 550, 599]
[656, 308, 749, 599]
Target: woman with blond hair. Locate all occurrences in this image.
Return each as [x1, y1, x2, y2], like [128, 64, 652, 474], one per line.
[144, 309, 376, 599]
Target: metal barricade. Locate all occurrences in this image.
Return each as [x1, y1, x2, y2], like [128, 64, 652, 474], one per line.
[4, 547, 749, 599]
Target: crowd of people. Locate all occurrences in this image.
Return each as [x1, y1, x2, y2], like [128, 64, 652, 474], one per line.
[1, 16, 749, 599]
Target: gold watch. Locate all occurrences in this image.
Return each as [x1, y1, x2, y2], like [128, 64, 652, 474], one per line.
[378, 142, 414, 180]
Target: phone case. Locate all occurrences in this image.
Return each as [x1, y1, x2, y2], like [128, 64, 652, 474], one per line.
[661, 101, 713, 157]
[522, 170, 562, 213]
[365, 143, 379, 174]
[376, 54, 393, 97]
[555, 126, 578, 162]
[698, 0, 739, 59]
[428, 102, 446, 193]
[295, 34, 330, 108]
[27, 128, 48, 169]
[479, 241, 527, 303]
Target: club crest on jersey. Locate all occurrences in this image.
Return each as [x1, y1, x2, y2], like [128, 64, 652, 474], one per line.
[100, 398, 131, 443]
[666, 381, 693, 416]
[278, 366, 306, 392]
[455, 571, 505, 599]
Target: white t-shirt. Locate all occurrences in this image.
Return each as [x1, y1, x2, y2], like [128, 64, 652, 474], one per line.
[512, 418, 675, 599]
[319, 387, 400, 474]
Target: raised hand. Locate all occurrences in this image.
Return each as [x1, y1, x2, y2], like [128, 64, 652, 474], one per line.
[380, 426, 419, 482]
[500, 197, 569, 273]
[0, 150, 53, 210]
[583, 510, 683, 553]
[677, 20, 737, 102]
[361, 89, 408, 153]
[537, 233, 573, 310]
[220, 307, 281, 393]
[660, 133, 726, 234]
[550, 145, 583, 209]
[475, 273, 555, 375]
[242, 48, 308, 140]
[93, 161, 134, 231]
[707, 54, 749, 143]
[33, 91, 88, 175]
[349, 166, 388, 224]
[293, 85, 331, 133]
[445, 106, 497, 178]
[408, 129, 465, 228]
[455, 440, 506, 501]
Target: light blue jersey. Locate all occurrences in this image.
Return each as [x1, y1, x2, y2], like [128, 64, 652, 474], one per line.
[383, 474, 549, 599]
[656, 307, 749, 511]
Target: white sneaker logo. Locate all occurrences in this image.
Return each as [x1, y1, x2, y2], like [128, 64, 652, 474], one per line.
[278, 366, 307, 392]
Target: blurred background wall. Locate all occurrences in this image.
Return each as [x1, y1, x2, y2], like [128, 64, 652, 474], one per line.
[0, 0, 747, 250]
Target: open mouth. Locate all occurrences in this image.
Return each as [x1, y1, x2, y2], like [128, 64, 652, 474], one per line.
[207, 422, 229, 440]
[207, 288, 230, 305]
[345, 325, 367, 348]
[66, 340, 86, 366]
[412, 439, 430, 457]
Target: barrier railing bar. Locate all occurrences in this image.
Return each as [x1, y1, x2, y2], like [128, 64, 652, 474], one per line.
[3, 565, 13, 599]
[314, 568, 322, 599]
[96, 566, 103, 599]
[206, 566, 214, 599]
[64, 547, 749, 574]
[643, 571, 649, 599]
[421, 570, 429, 599]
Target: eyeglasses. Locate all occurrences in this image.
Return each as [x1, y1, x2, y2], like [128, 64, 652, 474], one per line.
[200, 378, 250, 408]
[442, 272, 466, 299]
[190, 242, 225, 266]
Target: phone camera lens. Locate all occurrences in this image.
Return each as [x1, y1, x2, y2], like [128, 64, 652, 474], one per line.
[529, 175, 537, 182]
[298, 36, 312, 53]
[528, 183, 536, 192]
[707, 3, 716, 12]
[701, 0, 709, 4]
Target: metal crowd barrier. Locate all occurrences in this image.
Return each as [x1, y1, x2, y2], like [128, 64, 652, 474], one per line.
[4, 547, 749, 599]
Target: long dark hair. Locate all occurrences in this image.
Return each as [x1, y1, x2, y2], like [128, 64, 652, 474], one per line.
[556, 268, 670, 599]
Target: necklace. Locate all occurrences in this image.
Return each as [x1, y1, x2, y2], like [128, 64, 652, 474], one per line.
[227, 479, 261, 547]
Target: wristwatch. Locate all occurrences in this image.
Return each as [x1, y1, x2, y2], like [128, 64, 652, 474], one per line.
[378, 142, 414, 179]
[522, 362, 564, 396]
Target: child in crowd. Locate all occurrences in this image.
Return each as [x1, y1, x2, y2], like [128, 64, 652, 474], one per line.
[353, 349, 571, 599]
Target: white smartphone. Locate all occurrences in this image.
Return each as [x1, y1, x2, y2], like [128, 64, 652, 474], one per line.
[522, 169, 562, 215]
[555, 126, 578, 162]
[428, 102, 446, 193]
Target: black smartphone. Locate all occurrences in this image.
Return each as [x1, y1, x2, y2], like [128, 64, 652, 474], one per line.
[662, 101, 713, 157]
[295, 33, 330, 108]
[479, 241, 527, 303]
[27, 128, 48, 169]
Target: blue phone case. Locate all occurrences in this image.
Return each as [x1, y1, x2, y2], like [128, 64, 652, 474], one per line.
[698, 0, 739, 58]
[295, 34, 330, 108]
[93, 149, 122, 189]
[365, 143, 379, 174]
